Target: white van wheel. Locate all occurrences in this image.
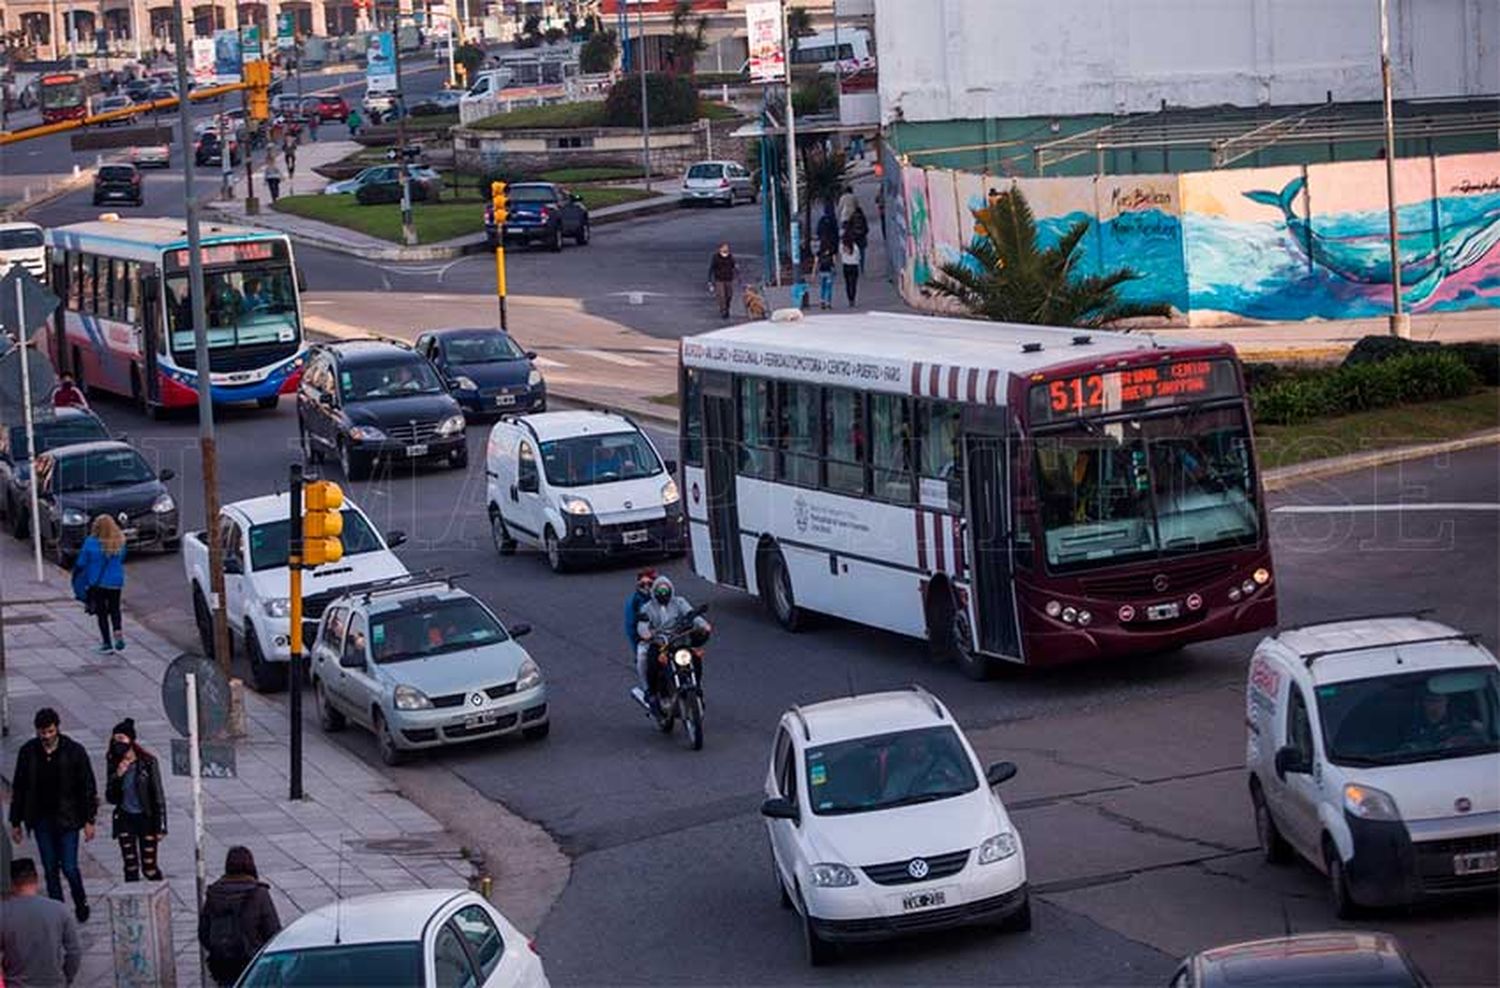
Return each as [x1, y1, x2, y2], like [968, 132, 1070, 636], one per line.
[1252, 781, 1292, 864]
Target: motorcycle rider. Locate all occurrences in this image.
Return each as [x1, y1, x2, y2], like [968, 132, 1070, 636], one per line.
[635, 576, 711, 708]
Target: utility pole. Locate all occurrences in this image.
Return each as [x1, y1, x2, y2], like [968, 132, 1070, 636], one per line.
[392, 3, 415, 246]
[1378, 0, 1409, 339]
[635, 0, 650, 190]
[171, 1, 235, 693]
[782, 0, 802, 306]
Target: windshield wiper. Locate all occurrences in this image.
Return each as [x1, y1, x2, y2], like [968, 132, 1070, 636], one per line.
[878, 790, 968, 810]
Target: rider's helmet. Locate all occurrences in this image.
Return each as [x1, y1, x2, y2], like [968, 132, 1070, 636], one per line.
[652, 576, 674, 605]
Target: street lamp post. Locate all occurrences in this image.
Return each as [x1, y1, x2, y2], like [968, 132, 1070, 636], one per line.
[635, 0, 650, 190]
[389, 3, 416, 246]
[782, 1, 802, 307]
[1378, 0, 1409, 338]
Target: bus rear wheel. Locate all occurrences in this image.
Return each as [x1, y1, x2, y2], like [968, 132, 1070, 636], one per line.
[761, 546, 804, 632]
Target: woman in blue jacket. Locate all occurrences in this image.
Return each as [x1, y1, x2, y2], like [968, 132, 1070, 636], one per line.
[72, 515, 127, 652]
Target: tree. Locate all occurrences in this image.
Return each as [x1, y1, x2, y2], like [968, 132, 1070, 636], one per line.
[580, 28, 618, 73]
[603, 72, 700, 128]
[455, 42, 485, 83]
[786, 6, 815, 55]
[665, 0, 707, 75]
[930, 186, 1172, 328]
[799, 146, 850, 252]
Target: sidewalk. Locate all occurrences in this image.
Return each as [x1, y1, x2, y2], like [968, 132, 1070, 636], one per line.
[0, 539, 478, 986]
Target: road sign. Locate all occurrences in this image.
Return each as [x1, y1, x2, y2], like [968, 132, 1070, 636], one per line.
[0, 266, 59, 341]
[170, 738, 236, 778]
[0, 347, 55, 417]
[161, 653, 231, 739]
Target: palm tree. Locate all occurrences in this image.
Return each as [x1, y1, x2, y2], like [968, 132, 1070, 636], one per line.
[799, 145, 849, 253]
[787, 5, 815, 54]
[930, 185, 1172, 328]
[665, 1, 707, 75]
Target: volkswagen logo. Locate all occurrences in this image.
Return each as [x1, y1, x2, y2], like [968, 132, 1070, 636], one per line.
[1152, 573, 1170, 593]
[1456, 797, 1473, 814]
[906, 858, 930, 880]
[469, 692, 485, 708]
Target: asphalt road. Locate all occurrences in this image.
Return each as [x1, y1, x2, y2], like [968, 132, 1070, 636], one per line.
[19, 382, 1496, 986]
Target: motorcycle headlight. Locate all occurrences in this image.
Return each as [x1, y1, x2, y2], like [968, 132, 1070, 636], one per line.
[436, 414, 467, 436]
[393, 684, 433, 711]
[808, 863, 858, 888]
[560, 495, 592, 516]
[661, 477, 680, 505]
[152, 492, 176, 514]
[672, 648, 693, 668]
[978, 831, 1018, 864]
[61, 508, 89, 527]
[348, 425, 386, 442]
[452, 375, 479, 392]
[514, 656, 542, 693]
[1343, 783, 1401, 822]
[262, 598, 291, 618]
[527, 369, 542, 387]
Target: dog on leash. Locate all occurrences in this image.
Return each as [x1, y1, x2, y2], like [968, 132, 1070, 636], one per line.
[743, 283, 768, 319]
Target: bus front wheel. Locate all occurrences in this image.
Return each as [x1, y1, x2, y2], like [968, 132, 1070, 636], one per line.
[929, 586, 994, 680]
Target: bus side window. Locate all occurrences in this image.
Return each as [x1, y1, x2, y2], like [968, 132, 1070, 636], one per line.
[65, 253, 81, 309]
[823, 388, 866, 496]
[737, 376, 774, 480]
[776, 381, 820, 489]
[870, 394, 914, 505]
[110, 258, 128, 320]
[683, 369, 703, 468]
[79, 255, 96, 315]
[916, 401, 963, 511]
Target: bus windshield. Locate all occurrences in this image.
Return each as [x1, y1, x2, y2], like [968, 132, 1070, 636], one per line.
[165, 266, 299, 352]
[1033, 404, 1259, 572]
[40, 80, 84, 109]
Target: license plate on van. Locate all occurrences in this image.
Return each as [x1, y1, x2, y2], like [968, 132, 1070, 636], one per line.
[1454, 851, 1498, 875]
[900, 890, 946, 912]
[621, 529, 649, 545]
[1146, 602, 1180, 621]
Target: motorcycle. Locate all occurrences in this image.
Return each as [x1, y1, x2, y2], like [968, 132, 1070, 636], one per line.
[630, 604, 709, 750]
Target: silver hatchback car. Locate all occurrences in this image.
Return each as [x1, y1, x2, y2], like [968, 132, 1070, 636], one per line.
[310, 577, 549, 765]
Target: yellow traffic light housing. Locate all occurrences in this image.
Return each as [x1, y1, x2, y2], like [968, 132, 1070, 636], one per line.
[490, 181, 508, 224]
[246, 60, 271, 121]
[302, 480, 345, 566]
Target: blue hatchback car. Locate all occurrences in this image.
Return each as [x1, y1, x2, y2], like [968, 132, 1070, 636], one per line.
[415, 328, 547, 417]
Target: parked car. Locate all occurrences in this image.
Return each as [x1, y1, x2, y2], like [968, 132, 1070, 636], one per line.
[303, 91, 351, 122]
[680, 160, 757, 206]
[762, 688, 1031, 965]
[325, 164, 439, 197]
[1172, 932, 1430, 987]
[311, 576, 549, 764]
[0, 408, 111, 539]
[0, 221, 46, 280]
[193, 131, 241, 167]
[1246, 614, 1499, 917]
[93, 94, 134, 125]
[414, 328, 546, 418]
[297, 340, 468, 481]
[143, 84, 177, 102]
[363, 88, 399, 118]
[237, 889, 550, 987]
[355, 168, 442, 205]
[409, 89, 462, 116]
[484, 411, 683, 572]
[485, 182, 589, 252]
[182, 491, 409, 692]
[123, 78, 153, 103]
[93, 163, 144, 207]
[31, 440, 178, 568]
[129, 142, 171, 168]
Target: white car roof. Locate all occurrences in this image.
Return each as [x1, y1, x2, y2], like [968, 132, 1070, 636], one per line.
[227, 492, 368, 526]
[263, 889, 471, 950]
[1269, 615, 1497, 686]
[793, 689, 952, 746]
[511, 410, 637, 443]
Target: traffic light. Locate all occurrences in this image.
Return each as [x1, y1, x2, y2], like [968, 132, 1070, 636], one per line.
[245, 60, 271, 121]
[302, 480, 344, 566]
[490, 181, 508, 225]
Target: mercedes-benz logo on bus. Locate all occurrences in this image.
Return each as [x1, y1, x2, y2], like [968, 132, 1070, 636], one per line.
[907, 858, 930, 880]
[1152, 573, 1170, 593]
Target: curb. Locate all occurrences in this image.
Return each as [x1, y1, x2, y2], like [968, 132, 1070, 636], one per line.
[0, 167, 98, 220]
[1261, 427, 1500, 491]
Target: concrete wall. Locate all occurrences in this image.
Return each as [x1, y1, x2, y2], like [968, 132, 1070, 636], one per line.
[882, 146, 1500, 325]
[875, 0, 1500, 124]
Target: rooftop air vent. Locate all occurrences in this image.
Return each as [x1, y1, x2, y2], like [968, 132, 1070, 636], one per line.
[1072, 334, 1093, 346]
[1021, 342, 1043, 353]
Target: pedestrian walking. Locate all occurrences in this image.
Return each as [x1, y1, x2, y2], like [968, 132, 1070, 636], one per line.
[105, 719, 166, 883]
[708, 242, 737, 320]
[346, 107, 363, 138]
[264, 154, 283, 203]
[71, 515, 126, 653]
[846, 202, 870, 273]
[283, 138, 297, 181]
[815, 200, 838, 254]
[8, 708, 99, 924]
[837, 186, 857, 226]
[840, 234, 863, 306]
[200, 847, 282, 987]
[307, 112, 320, 142]
[816, 240, 836, 309]
[0, 858, 83, 987]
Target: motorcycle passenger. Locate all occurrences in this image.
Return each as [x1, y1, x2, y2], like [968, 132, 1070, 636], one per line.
[624, 568, 657, 653]
[635, 576, 711, 706]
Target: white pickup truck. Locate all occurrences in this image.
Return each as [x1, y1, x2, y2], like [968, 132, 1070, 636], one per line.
[183, 493, 410, 692]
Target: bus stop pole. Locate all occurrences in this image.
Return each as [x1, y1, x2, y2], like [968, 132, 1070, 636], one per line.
[172, 3, 236, 697]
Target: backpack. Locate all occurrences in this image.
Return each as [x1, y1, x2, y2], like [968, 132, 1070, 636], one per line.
[206, 893, 253, 969]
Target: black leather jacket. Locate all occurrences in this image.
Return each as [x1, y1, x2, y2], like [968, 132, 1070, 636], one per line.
[8, 735, 99, 832]
[106, 747, 168, 837]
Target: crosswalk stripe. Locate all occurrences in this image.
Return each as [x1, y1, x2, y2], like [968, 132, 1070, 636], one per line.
[533, 356, 569, 369]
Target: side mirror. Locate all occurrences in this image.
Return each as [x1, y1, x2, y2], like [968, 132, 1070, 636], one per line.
[158, 468, 175, 481]
[760, 796, 799, 822]
[509, 622, 531, 639]
[385, 529, 408, 549]
[524, 351, 538, 361]
[1274, 746, 1310, 780]
[664, 459, 678, 474]
[223, 555, 243, 575]
[986, 761, 1018, 786]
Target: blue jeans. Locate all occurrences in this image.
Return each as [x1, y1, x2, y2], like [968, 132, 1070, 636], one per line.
[818, 269, 835, 306]
[32, 819, 86, 906]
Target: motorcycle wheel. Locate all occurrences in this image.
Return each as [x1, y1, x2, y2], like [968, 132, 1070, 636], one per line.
[683, 692, 704, 751]
[654, 691, 676, 733]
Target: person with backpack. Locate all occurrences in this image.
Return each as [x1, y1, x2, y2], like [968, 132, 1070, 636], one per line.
[846, 202, 870, 273]
[199, 846, 281, 987]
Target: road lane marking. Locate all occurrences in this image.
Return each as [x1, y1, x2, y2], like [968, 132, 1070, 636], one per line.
[570, 348, 650, 367]
[1272, 503, 1500, 514]
[533, 356, 569, 368]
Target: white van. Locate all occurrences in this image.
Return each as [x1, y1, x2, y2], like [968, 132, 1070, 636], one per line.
[788, 28, 873, 73]
[485, 411, 685, 572]
[1245, 614, 1499, 917]
[0, 222, 46, 281]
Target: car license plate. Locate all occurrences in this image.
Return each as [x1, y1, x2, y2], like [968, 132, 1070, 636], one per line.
[621, 529, 649, 545]
[464, 713, 496, 729]
[1454, 851, 1499, 875]
[494, 394, 516, 406]
[1146, 602, 1180, 621]
[900, 890, 946, 912]
[405, 443, 428, 457]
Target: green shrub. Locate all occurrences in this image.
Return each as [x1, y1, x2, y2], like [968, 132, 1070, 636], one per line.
[1252, 350, 1478, 426]
[603, 72, 700, 127]
[1449, 342, 1500, 386]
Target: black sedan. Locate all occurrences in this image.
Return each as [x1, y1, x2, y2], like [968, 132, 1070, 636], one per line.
[32, 441, 178, 568]
[0, 408, 112, 539]
[414, 328, 547, 418]
[93, 164, 143, 207]
[486, 182, 590, 252]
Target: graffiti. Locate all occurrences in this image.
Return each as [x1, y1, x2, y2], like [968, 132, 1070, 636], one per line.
[1109, 186, 1174, 213]
[1452, 177, 1500, 195]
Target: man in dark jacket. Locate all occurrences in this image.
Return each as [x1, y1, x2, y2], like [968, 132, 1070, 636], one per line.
[8, 707, 99, 923]
[200, 846, 282, 987]
[707, 242, 737, 319]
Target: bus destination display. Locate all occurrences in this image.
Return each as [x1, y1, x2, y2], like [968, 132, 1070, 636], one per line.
[1029, 359, 1240, 423]
[166, 240, 282, 270]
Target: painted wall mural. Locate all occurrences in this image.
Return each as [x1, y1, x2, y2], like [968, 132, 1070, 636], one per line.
[889, 151, 1500, 325]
